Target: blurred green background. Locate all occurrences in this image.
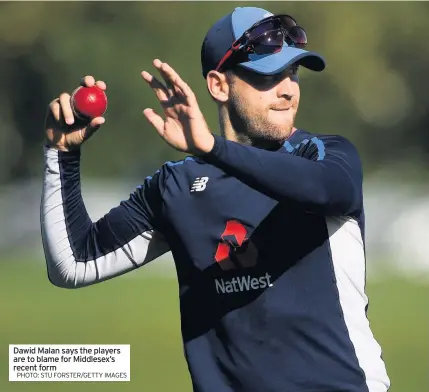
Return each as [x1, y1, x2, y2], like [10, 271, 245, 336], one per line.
[0, 1, 428, 391]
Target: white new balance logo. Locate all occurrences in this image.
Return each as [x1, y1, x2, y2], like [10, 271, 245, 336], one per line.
[190, 177, 209, 192]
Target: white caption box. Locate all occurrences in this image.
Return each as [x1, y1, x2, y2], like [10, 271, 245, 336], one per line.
[9, 344, 130, 382]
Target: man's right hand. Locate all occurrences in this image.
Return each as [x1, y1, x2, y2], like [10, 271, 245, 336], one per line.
[45, 76, 106, 151]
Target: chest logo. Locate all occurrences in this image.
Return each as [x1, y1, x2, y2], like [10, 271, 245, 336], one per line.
[214, 220, 273, 293]
[215, 220, 258, 270]
[190, 177, 209, 192]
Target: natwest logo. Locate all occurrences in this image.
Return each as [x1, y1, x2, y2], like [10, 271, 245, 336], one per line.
[215, 273, 273, 294]
[214, 220, 274, 294]
[215, 220, 258, 270]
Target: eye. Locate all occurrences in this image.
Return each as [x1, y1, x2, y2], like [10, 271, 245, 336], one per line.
[253, 74, 279, 88]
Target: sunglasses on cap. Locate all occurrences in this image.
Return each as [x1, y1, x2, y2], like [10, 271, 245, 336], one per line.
[215, 14, 307, 73]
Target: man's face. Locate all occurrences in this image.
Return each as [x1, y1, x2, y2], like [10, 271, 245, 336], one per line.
[226, 65, 300, 145]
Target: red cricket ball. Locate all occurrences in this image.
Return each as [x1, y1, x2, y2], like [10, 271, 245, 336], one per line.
[70, 85, 108, 120]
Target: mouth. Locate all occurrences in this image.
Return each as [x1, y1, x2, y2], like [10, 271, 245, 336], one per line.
[270, 106, 292, 111]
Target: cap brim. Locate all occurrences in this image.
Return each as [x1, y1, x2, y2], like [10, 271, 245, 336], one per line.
[238, 46, 326, 75]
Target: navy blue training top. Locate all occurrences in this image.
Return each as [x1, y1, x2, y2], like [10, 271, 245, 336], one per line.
[41, 129, 390, 392]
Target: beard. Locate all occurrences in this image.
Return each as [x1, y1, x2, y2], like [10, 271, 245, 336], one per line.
[227, 89, 296, 149]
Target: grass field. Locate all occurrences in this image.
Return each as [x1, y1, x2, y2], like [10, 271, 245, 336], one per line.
[0, 258, 427, 392]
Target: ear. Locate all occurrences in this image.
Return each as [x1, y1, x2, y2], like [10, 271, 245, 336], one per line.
[206, 71, 230, 103]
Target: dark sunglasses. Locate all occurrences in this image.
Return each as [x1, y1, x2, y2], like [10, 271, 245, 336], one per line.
[215, 14, 307, 73]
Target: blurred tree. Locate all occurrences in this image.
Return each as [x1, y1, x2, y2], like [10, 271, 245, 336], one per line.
[0, 2, 427, 184]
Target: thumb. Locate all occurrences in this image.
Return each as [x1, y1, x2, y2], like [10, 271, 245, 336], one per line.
[83, 116, 105, 140]
[89, 116, 105, 128]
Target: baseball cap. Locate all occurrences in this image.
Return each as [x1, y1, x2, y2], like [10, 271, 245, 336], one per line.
[201, 7, 326, 78]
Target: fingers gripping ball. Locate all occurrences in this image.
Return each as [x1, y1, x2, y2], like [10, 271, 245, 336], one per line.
[70, 86, 107, 121]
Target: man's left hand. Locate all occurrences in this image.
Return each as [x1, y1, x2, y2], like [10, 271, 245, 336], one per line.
[142, 59, 215, 156]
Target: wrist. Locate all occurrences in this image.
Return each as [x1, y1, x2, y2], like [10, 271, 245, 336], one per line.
[199, 134, 224, 161]
[196, 134, 216, 156]
[45, 141, 79, 152]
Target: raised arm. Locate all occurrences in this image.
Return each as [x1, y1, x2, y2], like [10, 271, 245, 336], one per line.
[41, 75, 169, 289]
[139, 61, 362, 217]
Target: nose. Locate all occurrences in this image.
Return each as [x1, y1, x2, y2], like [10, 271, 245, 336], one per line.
[277, 74, 297, 100]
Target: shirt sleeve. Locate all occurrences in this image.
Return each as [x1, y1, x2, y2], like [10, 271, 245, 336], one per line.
[204, 134, 363, 216]
[40, 146, 170, 289]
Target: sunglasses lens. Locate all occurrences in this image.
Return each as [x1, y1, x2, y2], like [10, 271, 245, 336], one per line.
[288, 25, 307, 47]
[278, 15, 297, 30]
[247, 20, 280, 41]
[252, 30, 284, 54]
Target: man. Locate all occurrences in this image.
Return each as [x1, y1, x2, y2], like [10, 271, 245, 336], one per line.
[41, 6, 390, 392]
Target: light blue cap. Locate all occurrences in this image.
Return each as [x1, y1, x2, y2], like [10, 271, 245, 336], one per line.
[201, 7, 325, 77]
